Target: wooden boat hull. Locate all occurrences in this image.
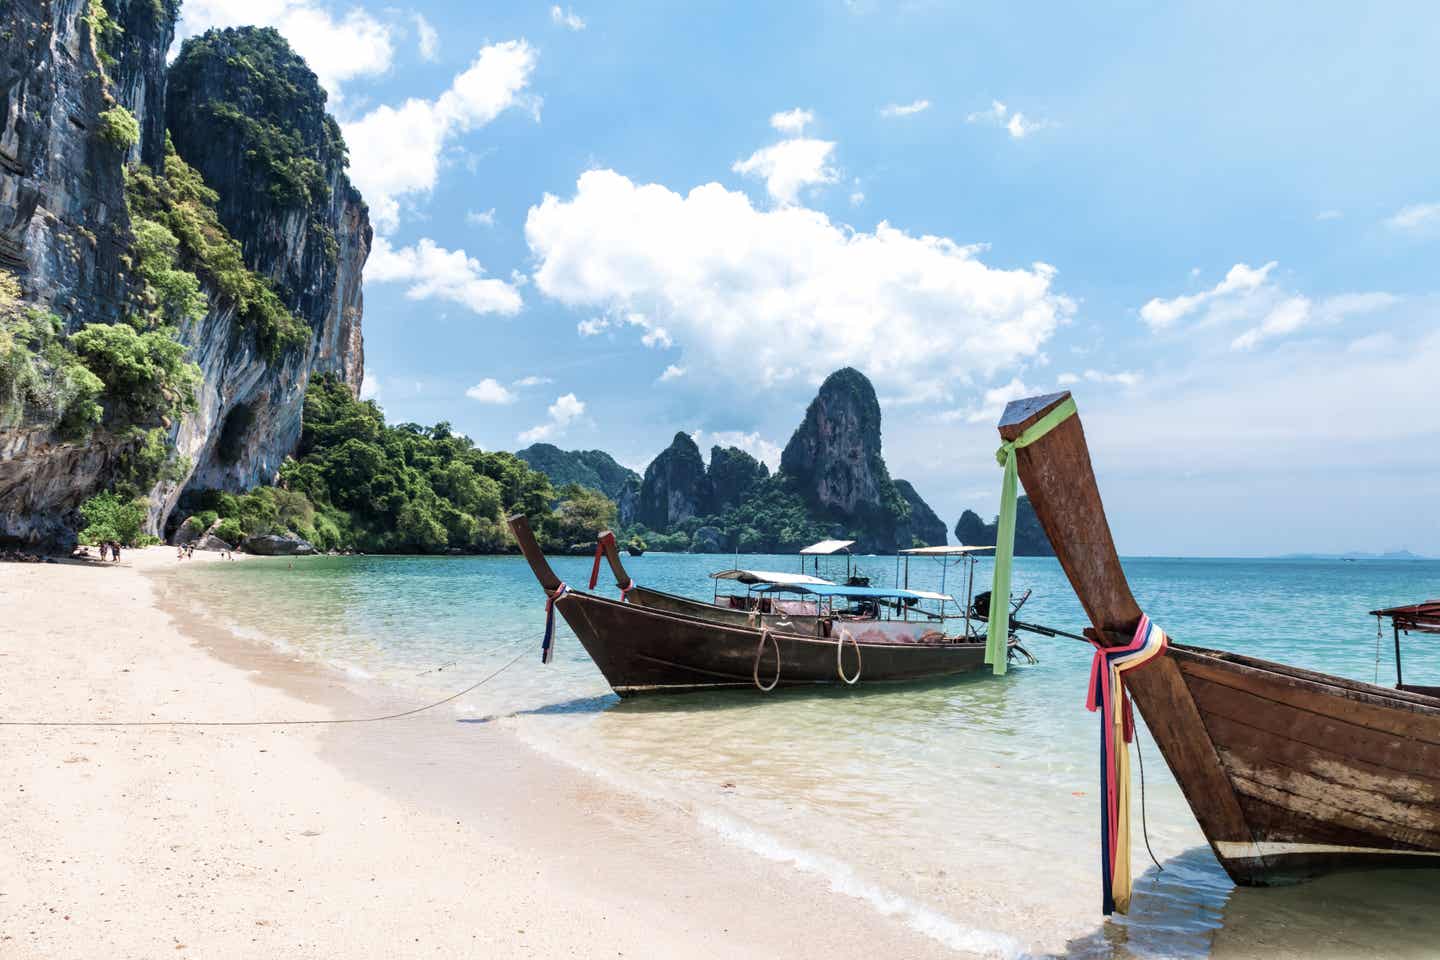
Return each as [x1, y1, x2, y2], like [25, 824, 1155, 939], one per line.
[996, 390, 1440, 887]
[553, 589, 989, 696]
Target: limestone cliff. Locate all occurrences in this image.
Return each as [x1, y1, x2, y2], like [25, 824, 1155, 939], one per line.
[708, 445, 768, 513]
[0, 10, 368, 546]
[779, 367, 911, 551]
[893, 479, 947, 547]
[953, 497, 1055, 556]
[637, 432, 712, 530]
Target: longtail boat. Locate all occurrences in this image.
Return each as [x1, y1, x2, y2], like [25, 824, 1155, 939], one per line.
[507, 515, 997, 696]
[997, 390, 1440, 891]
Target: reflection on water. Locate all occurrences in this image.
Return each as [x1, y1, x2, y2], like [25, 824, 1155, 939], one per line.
[166, 552, 1440, 958]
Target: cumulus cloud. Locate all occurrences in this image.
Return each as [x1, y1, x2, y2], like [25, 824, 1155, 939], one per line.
[465, 378, 516, 404]
[518, 393, 586, 443]
[466, 208, 497, 227]
[1139, 262, 1276, 330]
[367, 236, 523, 315]
[733, 138, 839, 205]
[359, 367, 381, 401]
[939, 377, 1037, 424]
[513, 375, 552, 387]
[1230, 292, 1399, 352]
[1387, 202, 1440, 231]
[550, 5, 586, 30]
[966, 99, 1052, 139]
[1057, 369, 1142, 387]
[176, 0, 393, 101]
[700, 430, 783, 471]
[343, 40, 539, 231]
[769, 108, 814, 135]
[577, 317, 610, 336]
[658, 364, 686, 382]
[526, 169, 1073, 401]
[881, 99, 931, 118]
[413, 12, 438, 60]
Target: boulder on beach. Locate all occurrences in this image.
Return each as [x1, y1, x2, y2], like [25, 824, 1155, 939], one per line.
[241, 533, 317, 556]
[195, 534, 234, 552]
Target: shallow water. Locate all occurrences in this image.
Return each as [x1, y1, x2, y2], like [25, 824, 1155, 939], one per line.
[171, 552, 1440, 958]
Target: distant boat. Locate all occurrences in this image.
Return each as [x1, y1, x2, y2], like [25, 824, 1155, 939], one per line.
[507, 515, 1005, 696]
[998, 390, 1440, 887]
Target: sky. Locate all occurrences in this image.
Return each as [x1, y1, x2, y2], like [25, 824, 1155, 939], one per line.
[174, 1, 1440, 557]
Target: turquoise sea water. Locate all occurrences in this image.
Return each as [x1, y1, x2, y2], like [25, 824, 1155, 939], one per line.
[171, 553, 1440, 958]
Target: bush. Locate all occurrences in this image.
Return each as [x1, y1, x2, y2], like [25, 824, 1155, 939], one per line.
[98, 106, 140, 150]
[79, 492, 149, 546]
[213, 518, 244, 546]
[71, 321, 200, 423]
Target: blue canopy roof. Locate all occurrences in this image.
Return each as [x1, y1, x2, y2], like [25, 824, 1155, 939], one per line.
[751, 582, 953, 603]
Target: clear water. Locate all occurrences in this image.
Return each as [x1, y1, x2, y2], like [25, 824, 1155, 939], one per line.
[168, 553, 1440, 958]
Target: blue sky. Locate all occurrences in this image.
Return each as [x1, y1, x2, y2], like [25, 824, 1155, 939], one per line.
[177, 1, 1440, 556]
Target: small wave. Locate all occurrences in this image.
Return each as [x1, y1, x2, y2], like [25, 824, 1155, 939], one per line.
[698, 809, 1028, 960]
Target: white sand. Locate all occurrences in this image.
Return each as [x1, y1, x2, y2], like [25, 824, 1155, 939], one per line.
[0, 548, 962, 959]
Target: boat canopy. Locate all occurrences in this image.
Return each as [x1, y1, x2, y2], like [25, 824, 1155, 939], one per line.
[899, 544, 996, 555]
[1371, 600, 1440, 635]
[710, 569, 834, 586]
[799, 539, 855, 555]
[752, 582, 955, 603]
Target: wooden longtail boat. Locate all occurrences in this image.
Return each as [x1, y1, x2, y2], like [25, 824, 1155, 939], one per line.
[507, 515, 993, 696]
[998, 391, 1440, 886]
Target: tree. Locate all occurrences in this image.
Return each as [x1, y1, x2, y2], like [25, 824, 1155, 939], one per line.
[78, 492, 148, 546]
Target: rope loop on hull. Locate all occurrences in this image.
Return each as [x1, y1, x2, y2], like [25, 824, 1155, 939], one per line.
[837, 628, 862, 685]
[753, 628, 781, 692]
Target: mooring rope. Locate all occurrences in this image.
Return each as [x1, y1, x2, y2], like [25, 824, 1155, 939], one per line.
[0, 632, 538, 728]
[1133, 722, 1164, 874]
[753, 627, 781, 692]
[836, 628, 862, 685]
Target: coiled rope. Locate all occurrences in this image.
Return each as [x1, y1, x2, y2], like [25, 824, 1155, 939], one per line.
[836, 628, 862, 685]
[0, 632, 537, 728]
[753, 628, 781, 692]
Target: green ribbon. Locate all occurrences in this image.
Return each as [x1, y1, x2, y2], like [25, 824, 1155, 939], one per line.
[986, 396, 1077, 674]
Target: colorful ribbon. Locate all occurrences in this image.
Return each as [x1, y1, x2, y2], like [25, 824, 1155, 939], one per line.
[1086, 613, 1169, 915]
[987, 396, 1077, 674]
[542, 583, 569, 664]
[589, 533, 616, 590]
[619, 579, 635, 602]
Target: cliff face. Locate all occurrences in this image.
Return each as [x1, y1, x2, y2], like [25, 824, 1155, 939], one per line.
[893, 479, 947, 547]
[779, 367, 910, 551]
[708, 445, 768, 513]
[0, 13, 368, 546]
[162, 27, 367, 518]
[637, 432, 712, 530]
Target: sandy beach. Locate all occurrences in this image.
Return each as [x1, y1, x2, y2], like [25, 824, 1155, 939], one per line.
[0, 548, 963, 959]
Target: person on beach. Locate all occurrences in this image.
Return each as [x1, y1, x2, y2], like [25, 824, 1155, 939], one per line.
[99, 542, 109, 562]
[111, 542, 121, 562]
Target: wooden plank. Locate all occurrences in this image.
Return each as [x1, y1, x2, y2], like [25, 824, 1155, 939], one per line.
[1229, 773, 1440, 851]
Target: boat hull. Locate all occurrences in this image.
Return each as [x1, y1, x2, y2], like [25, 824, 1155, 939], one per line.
[1155, 643, 1440, 885]
[554, 591, 989, 696]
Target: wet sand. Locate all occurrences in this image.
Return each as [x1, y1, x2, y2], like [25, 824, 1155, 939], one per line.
[0, 547, 962, 959]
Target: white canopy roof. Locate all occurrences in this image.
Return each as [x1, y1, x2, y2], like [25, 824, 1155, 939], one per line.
[799, 539, 856, 555]
[899, 544, 996, 555]
[711, 569, 835, 586]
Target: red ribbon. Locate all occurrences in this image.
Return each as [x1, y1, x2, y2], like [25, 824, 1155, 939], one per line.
[589, 532, 617, 590]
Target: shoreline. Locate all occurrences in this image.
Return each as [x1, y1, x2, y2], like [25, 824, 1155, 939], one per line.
[1, 547, 971, 959]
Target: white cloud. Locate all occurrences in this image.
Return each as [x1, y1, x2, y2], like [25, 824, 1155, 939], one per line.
[513, 375, 552, 387]
[1056, 372, 1079, 385]
[640, 326, 673, 349]
[658, 364, 686, 382]
[942, 377, 1036, 424]
[850, 190, 865, 206]
[881, 99, 931, 118]
[967, 99, 1053, 139]
[342, 40, 539, 231]
[367, 236, 523, 315]
[1080, 369, 1142, 386]
[733, 138, 839, 205]
[175, 0, 393, 101]
[577, 317, 610, 336]
[1139, 262, 1277, 330]
[518, 393, 586, 443]
[359, 367, 380, 400]
[526, 169, 1073, 401]
[414, 13, 438, 60]
[466, 208, 497, 227]
[1231, 292, 1399, 352]
[550, 5, 586, 30]
[769, 108, 814, 135]
[1386, 202, 1440, 231]
[465, 377, 516, 404]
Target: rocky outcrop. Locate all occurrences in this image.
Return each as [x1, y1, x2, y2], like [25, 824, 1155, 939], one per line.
[161, 28, 368, 516]
[952, 497, 1054, 556]
[515, 443, 640, 502]
[708, 445, 768, 513]
[241, 532, 315, 556]
[779, 368, 909, 551]
[893, 479, 947, 547]
[637, 432, 712, 530]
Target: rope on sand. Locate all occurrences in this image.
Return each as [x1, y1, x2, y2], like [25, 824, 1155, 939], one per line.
[0, 632, 539, 729]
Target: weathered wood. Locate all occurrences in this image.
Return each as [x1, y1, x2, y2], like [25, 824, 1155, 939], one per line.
[507, 514, 562, 591]
[996, 391, 1440, 886]
[596, 529, 634, 589]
